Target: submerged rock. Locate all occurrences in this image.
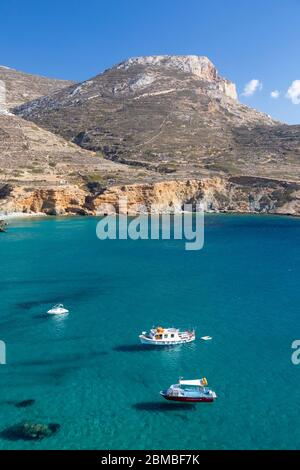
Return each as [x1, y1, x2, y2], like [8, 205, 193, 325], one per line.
[14, 399, 36, 408]
[1, 422, 60, 441]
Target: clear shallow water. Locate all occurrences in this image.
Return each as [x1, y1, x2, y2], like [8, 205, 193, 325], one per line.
[0, 214, 300, 450]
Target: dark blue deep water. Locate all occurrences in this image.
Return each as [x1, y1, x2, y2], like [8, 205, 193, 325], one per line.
[0, 214, 300, 449]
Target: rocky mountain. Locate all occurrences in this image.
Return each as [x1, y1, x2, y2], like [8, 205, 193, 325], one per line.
[15, 54, 300, 181]
[1, 55, 300, 216]
[0, 65, 74, 109]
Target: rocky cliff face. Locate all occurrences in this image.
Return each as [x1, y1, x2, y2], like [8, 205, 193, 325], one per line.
[2, 176, 300, 217]
[114, 55, 238, 100]
[91, 177, 300, 216]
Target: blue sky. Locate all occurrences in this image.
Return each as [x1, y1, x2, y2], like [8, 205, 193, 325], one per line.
[1, 0, 299, 123]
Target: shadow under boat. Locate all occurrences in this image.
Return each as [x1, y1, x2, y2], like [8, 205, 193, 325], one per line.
[132, 401, 196, 412]
[113, 344, 156, 352]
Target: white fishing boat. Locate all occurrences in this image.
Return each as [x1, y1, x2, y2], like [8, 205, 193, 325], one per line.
[139, 326, 195, 346]
[47, 304, 69, 315]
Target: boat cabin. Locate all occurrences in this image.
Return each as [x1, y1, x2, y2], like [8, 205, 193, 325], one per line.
[152, 327, 179, 340]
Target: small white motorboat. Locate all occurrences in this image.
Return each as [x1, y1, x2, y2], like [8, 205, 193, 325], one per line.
[139, 326, 195, 346]
[201, 336, 212, 341]
[160, 377, 217, 403]
[47, 304, 69, 315]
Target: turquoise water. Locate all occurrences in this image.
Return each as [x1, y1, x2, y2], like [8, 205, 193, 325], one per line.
[0, 214, 300, 449]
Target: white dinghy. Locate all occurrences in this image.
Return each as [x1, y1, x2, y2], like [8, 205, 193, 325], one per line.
[47, 304, 69, 315]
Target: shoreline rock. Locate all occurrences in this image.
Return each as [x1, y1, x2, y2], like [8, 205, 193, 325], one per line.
[2, 176, 300, 218]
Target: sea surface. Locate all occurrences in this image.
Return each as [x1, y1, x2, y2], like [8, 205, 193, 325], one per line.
[0, 214, 300, 449]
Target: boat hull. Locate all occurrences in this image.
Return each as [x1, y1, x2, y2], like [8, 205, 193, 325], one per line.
[47, 309, 69, 315]
[160, 392, 214, 403]
[139, 335, 195, 346]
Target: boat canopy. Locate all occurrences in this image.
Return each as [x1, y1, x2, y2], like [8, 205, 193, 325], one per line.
[179, 378, 208, 387]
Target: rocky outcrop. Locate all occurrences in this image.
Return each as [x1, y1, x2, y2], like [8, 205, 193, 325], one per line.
[92, 177, 300, 216]
[2, 176, 300, 217]
[1, 185, 89, 215]
[115, 55, 238, 100]
[0, 219, 7, 232]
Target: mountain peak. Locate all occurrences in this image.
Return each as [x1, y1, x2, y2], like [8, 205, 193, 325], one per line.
[116, 55, 215, 75]
[114, 55, 237, 100]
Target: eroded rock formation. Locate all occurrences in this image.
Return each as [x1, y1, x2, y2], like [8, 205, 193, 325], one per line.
[2, 176, 300, 217]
